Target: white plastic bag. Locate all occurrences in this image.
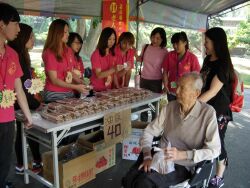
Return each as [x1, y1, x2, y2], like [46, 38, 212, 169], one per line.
[150, 142, 175, 174]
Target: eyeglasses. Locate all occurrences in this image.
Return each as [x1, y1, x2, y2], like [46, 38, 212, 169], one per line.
[73, 41, 82, 45]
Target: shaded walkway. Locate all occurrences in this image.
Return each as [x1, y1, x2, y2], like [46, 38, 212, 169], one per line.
[7, 90, 250, 188]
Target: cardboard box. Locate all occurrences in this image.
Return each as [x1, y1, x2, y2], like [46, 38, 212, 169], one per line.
[122, 121, 147, 160]
[130, 120, 147, 137]
[78, 131, 116, 174]
[95, 144, 116, 174]
[122, 136, 141, 160]
[42, 144, 96, 188]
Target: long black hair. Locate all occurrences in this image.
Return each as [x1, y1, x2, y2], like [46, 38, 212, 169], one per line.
[150, 27, 167, 48]
[171, 31, 189, 50]
[8, 23, 33, 68]
[205, 27, 234, 83]
[0, 3, 20, 24]
[67, 32, 83, 61]
[97, 27, 117, 57]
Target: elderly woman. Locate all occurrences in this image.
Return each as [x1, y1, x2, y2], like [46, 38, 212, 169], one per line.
[122, 72, 221, 188]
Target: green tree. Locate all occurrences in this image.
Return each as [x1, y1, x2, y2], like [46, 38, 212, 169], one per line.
[234, 19, 250, 54]
[209, 17, 223, 28]
[130, 22, 202, 53]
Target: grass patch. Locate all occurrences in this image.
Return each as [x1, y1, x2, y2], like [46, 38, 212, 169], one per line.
[240, 73, 250, 88]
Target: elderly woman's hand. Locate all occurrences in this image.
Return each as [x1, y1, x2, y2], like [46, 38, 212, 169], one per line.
[138, 158, 152, 173]
[164, 147, 187, 161]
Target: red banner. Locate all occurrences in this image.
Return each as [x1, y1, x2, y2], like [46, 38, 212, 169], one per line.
[102, 0, 128, 37]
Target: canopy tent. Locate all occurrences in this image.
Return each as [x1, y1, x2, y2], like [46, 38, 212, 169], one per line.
[2, 0, 248, 30]
[129, 0, 248, 31]
[2, 0, 102, 18]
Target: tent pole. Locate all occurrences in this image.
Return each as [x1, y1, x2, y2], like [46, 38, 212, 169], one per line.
[135, 0, 150, 49]
[136, 0, 140, 50]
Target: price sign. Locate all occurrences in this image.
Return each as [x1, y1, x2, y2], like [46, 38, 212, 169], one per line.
[104, 109, 131, 145]
[122, 109, 132, 139]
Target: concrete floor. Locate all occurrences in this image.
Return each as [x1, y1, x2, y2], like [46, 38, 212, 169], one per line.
[7, 89, 250, 188]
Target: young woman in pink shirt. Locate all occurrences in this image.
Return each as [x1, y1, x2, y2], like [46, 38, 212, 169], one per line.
[162, 31, 200, 101]
[67, 32, 84, 79]
[42, 19, 87, 102]
[90, 27, 117, 92]
[114, 32, 135, 88]
[137, 27, 167, 122]
[8, 23, 42, 175]
[138, 27, 168, 93]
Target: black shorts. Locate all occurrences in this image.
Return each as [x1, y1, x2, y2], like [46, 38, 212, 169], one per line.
[140, 77, 162, 93]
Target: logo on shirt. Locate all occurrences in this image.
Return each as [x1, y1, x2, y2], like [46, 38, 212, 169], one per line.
[183, 62, 190, 71]
[8, 62, 17, 75]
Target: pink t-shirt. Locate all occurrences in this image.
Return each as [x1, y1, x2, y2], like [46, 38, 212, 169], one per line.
[74, 57, 84, 77]
[90, 49, 116, 92]
[115, 46, 135, 68]
[0, 45, 23, 123]
[162, 50, 200, 93]
[114, 46, 135, 86]
[141, 45, 168, 80]
[43, 47, 75, 92]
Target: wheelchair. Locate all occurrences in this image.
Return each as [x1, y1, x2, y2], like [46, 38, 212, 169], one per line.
[170, 159, 214, 188]
[153, 136, 214, 188]
[122, 136, 214, 188]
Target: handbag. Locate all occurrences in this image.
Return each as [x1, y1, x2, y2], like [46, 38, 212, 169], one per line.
[134, 44, 149, 88]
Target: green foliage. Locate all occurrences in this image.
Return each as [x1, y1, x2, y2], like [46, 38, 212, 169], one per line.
[20, 16, 52, 34]
[20, 16, 53, 45]
[130, 22, 202, 53]
[34, 68, 46, 83]
[35, 32, 48, 45]
[68, 19, 77, 31]
[208, 6, 250, 55]
[240, 73, 250, 88]
[234, 20, 250, 52]
[209, 17, 223, 28]
[92, 17, 101, 29]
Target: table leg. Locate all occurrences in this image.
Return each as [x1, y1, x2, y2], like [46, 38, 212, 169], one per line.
[21, 122, 29, 184]
[52, 131, 60, 188]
